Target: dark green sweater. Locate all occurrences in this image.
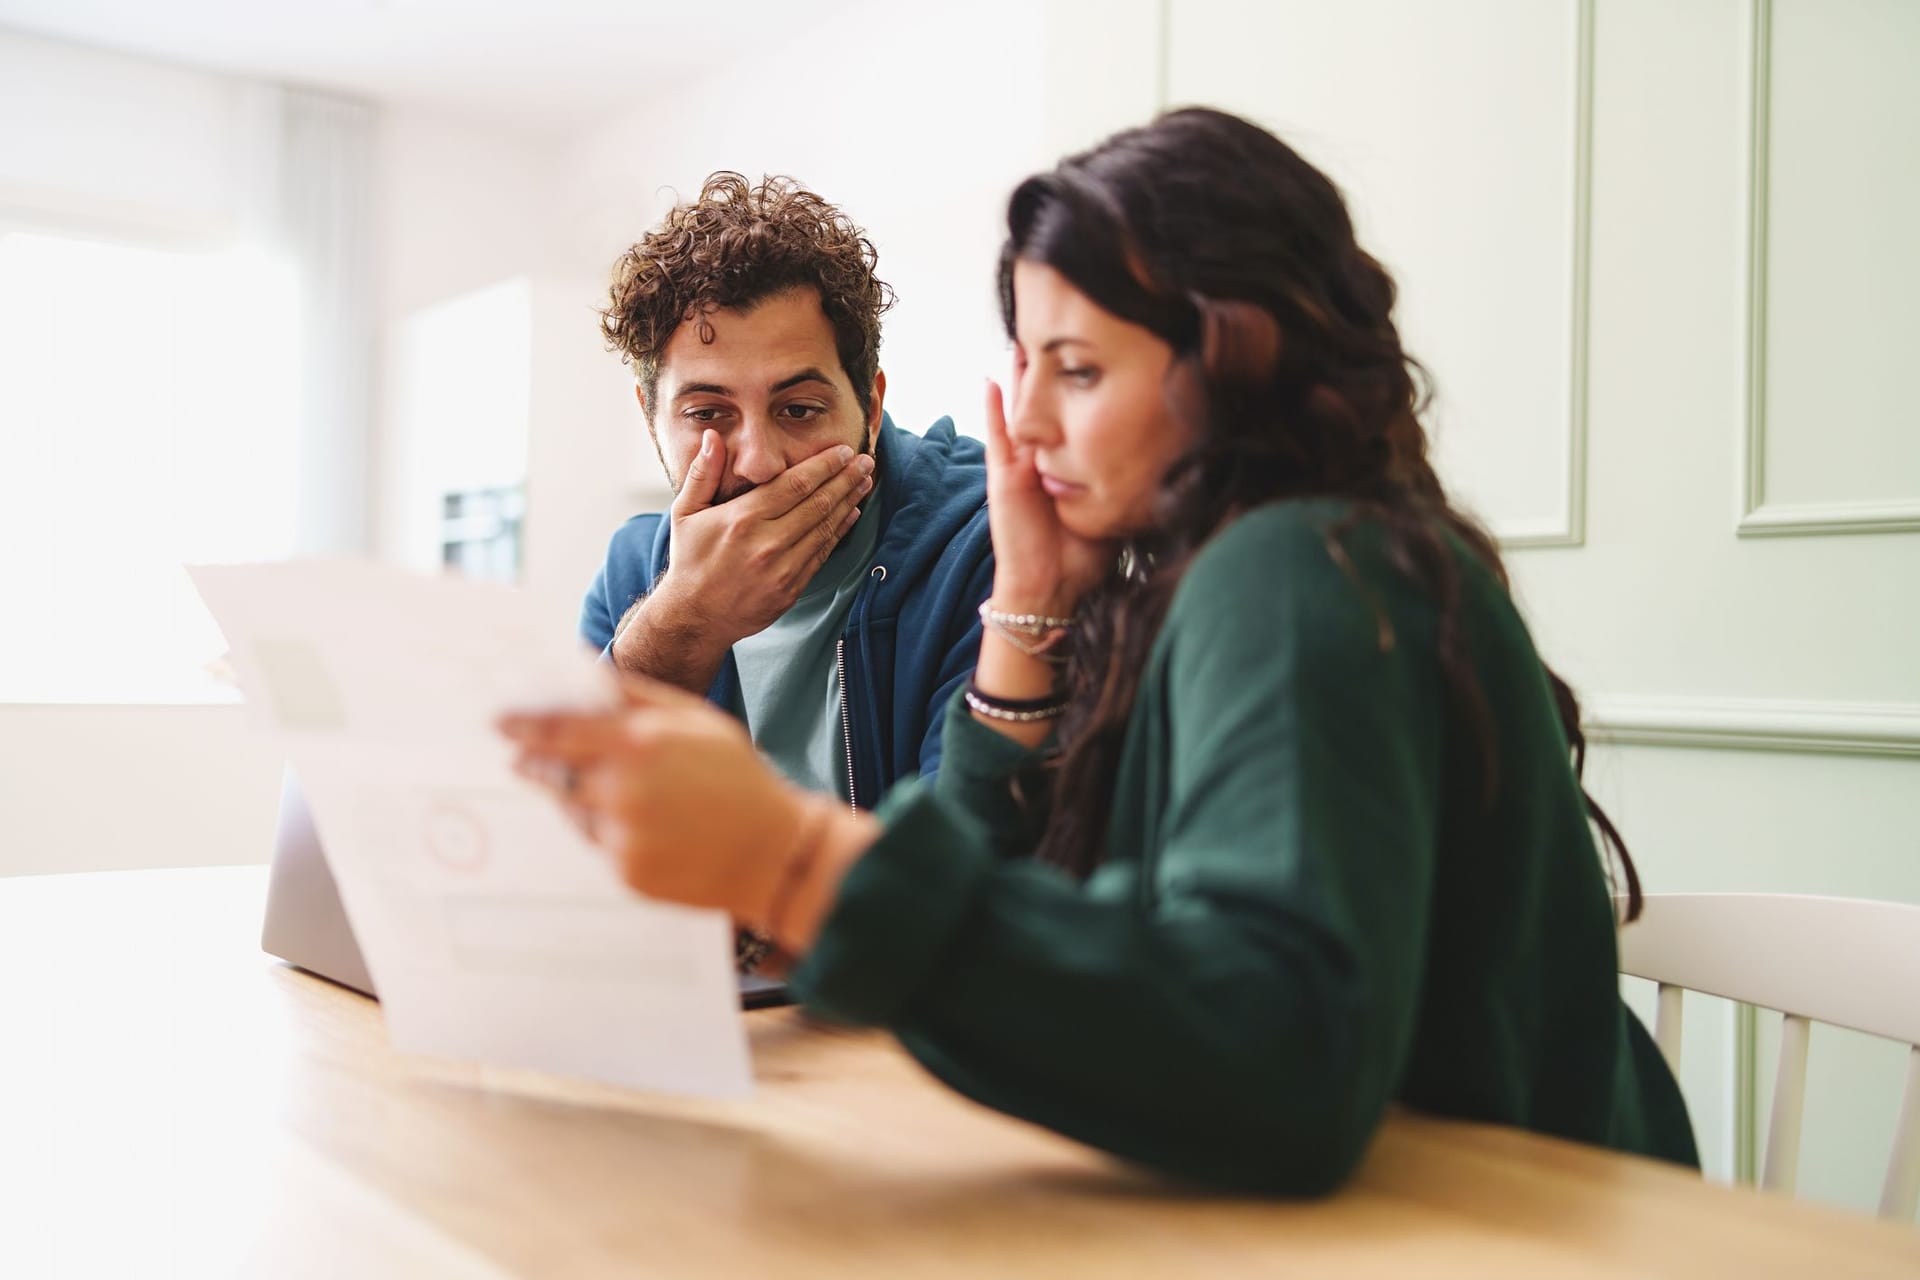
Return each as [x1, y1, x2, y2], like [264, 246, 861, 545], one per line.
[790, 501, 1698, 1192]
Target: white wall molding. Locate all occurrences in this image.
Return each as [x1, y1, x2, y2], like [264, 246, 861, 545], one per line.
[1501, 0, 1594, 551]
[1586, 695, 1920, 758]
[1737, 0, 1920, 539]
[1740, 498, 1920, 538]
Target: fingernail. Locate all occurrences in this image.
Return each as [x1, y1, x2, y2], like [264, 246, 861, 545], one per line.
[856, 454, 874, 475]
[859, 476, 874, 494]
[836, 445, 855, 464]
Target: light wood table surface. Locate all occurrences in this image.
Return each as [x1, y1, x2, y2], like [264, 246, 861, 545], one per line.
[2, 866, 1917, 1278]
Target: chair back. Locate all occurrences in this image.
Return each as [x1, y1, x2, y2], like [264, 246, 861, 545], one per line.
[1617, 893, 1920, 1221]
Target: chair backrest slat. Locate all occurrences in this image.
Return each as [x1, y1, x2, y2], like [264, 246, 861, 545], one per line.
[1763, 1014, 1812, 1194]
[1654, 982, 1684, 1075]
[1883, 1046, 1920, 1221]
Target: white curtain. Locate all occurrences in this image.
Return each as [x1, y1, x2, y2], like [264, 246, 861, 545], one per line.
[268, 87, 377, 557]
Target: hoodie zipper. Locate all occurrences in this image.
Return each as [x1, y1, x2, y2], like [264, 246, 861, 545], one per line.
[835, 638, 858, 812]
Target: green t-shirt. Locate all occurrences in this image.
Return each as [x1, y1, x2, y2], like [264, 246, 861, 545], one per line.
[728, 485, 881, 802]
[792, 499, 1699, 1192]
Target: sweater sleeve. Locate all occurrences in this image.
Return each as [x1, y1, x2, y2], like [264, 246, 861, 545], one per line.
[579, 557, 618, 655]
[580, 515, 664, 657]
[927, 685, 1053, 859]
[789, 511, 1447, 1193]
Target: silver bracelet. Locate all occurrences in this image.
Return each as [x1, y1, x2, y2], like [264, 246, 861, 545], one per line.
[984, 626, 1069, 660]
[978, 602, 1073, 661]
[963, 687, 1068, 722]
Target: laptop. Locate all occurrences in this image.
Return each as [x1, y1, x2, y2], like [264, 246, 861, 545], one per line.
[261, 768, 793, 1009]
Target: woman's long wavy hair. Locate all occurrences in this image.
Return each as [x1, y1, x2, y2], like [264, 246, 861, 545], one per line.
[1001, 108, 1640, 920]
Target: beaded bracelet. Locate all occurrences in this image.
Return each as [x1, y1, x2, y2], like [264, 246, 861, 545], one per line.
[980, 603, 1074, 632]
[964, 679, 1068, 723]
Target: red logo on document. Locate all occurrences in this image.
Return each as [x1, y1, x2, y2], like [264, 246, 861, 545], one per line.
[423, 800, 490, 874]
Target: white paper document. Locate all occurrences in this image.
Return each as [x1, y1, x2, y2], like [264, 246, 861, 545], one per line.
[190, 559, 754, 1099]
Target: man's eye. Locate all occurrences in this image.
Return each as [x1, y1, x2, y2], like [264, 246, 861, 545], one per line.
[779, 404, 824, 421]
[686, 407, 726, 422]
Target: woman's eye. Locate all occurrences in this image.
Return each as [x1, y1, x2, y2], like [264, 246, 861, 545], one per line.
[1059, 366, 1101, 388]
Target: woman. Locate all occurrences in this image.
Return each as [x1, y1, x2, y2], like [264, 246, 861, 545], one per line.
[502, 108, 1697, 1192]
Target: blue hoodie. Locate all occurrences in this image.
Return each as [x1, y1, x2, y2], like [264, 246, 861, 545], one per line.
[579, 415, 994, 806]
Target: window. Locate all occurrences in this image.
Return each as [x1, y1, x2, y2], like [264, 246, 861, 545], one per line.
[441, 484, 526, 582]
[0, 226, 301, 703]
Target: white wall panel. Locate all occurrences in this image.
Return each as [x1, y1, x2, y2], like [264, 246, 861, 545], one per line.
[1744, 0, 1920, 534]
[1167, 0, 1590, 544]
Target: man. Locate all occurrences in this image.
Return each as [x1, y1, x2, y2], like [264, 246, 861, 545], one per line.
[580, 172, 993, 816]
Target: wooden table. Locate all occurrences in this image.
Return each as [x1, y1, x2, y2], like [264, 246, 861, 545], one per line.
[2, 867, 1916, 1278]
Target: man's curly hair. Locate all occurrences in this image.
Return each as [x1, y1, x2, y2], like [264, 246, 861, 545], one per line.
[600, 172, 896, 420]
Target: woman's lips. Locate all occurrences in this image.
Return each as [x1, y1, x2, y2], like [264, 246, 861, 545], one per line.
[1038, 472, 1085, 499]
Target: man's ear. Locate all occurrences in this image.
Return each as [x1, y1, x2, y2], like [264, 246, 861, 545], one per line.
[634, 382, 652, 420]
[866, 368, 887, 444]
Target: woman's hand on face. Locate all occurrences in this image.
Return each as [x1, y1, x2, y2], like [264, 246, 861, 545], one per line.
[983, 377, 1113, 615]
[498, 673, 819, 925]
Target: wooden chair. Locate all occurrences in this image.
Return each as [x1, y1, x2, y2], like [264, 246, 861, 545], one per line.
[1616, 893, 1920, 1221]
